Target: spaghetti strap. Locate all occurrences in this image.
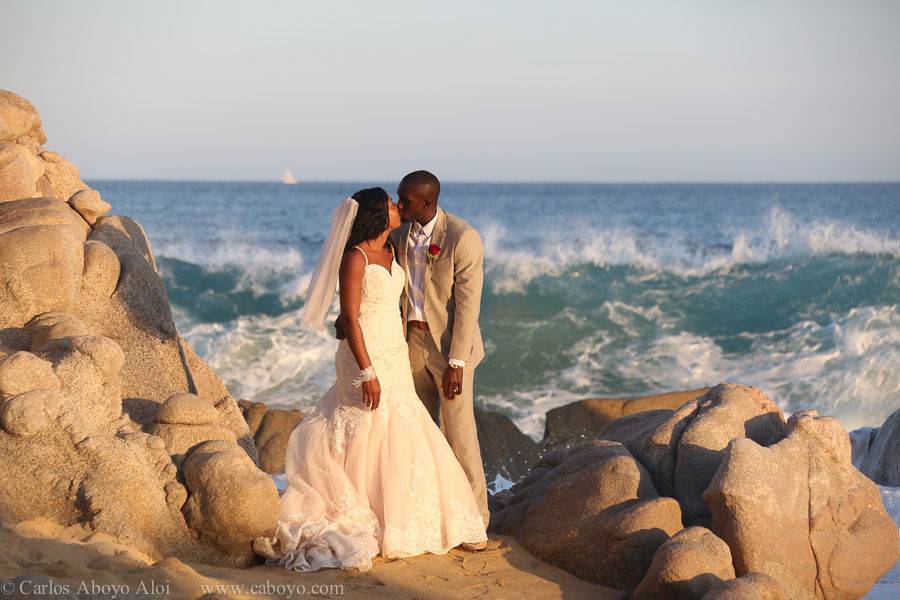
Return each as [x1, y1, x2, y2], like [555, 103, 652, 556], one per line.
[352, 245, 369, 265]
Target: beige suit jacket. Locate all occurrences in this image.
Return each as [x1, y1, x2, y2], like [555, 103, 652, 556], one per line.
[391, 208, 486, 368]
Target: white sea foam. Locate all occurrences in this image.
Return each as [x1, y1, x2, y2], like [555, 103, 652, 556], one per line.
[164, 205, 898, 442]
[482, 206, 900, 293]
[481, 304, 900, 439]
[155, 239, 303, 272]
[155, 238, 305, 298]
[181, 299, 899, 440]
[610, 305, 897, 431]
[153, 206, 899, 299]
[182, 305, 339, 408]
[479, 387, 587, 442]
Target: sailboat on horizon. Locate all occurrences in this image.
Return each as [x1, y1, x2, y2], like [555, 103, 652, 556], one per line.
[281, 168, 299, 184]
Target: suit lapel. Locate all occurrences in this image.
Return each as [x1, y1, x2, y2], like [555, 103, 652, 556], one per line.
[424, 209, 448, 294]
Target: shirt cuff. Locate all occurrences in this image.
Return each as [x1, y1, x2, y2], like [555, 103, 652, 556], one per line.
[448, 358, 466, 368]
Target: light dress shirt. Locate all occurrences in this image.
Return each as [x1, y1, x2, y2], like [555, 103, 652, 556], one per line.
[406, 213, 465, 368]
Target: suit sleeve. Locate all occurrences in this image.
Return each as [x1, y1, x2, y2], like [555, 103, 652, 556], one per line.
[449, 227, 484, 363]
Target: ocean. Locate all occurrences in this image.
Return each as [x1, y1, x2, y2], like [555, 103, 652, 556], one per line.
[89, 181, 900, 439]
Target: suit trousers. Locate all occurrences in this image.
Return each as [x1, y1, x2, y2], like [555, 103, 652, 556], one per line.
[406, 326, 490, 527]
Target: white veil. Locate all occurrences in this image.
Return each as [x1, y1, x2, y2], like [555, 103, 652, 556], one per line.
[302, 197, 359, 331]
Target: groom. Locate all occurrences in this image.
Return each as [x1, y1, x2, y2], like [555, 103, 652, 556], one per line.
[392, 171, 490, 531]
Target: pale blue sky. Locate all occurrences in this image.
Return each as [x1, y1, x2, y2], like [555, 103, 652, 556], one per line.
[2, 1, 898, 181]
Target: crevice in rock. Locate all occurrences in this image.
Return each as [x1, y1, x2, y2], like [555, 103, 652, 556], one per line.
[805, 441, 825, 599]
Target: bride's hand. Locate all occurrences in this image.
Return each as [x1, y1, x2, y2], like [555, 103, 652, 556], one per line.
[362, 377, 380, 410]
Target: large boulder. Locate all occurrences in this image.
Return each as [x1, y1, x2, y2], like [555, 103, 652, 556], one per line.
[26, 311, 90, 352]
[543, 388, 709, 448]
[490, 439, 684, 589]
[476, 408, 540, 482]
[849, 426, 879, 470]
[704, 409, 900, 599]
[0, 90, 46, 145]
[238, 398, 269, 435]
[859, 407, 900, 486]
[602, 383, 786, 526]
[150, 393, 239, 467]
[81, 240, 121, 300]
[0, 350, 60, 400]
[254, 407, 304, 474]
[0, 388, 64, 436]
[236, 400, 304, 474]
[0, 224, 85, 327]
[0, 197, 90, 236]
[0, 143, 44, 201]
[38, 150, 87, 202]
[82, 215, 235, 430]
[634, 526, 737, 600]
[182, 439, 279, 565]
[68, 188, 111, 225]
[700, 573, 790, 599]
[672, 384, 786, 525]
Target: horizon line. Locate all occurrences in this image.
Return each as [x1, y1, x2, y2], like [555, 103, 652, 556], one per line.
[84, 177, 900, 186]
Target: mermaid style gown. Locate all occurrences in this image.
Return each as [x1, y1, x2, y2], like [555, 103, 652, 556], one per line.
[255, 248, 488, 572]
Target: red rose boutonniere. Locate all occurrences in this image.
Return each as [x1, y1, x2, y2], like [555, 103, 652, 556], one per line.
[425, 243, 441, 266]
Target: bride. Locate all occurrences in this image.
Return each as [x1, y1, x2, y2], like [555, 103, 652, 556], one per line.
[254, 187, 488, 572]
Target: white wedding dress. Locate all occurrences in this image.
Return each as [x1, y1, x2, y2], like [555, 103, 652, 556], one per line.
[256, 247, 487, 572]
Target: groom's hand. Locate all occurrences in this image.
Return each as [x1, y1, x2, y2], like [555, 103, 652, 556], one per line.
[442, 365, 464, 401]
[334, 313, 347, 340]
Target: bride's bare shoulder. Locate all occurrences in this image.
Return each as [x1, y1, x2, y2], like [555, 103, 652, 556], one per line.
[340, 247, 367, 276]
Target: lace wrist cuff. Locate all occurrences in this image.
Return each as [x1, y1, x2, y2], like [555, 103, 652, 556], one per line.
[352, 365, 376, 388]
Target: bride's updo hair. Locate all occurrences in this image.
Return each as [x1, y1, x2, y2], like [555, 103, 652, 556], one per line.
[346, 187, 390, 250]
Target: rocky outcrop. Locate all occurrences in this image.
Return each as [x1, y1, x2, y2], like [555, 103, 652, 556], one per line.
[182, 439, 279, 560]
[634, 526, 736, 600]
[490, 439, 684, 589]
[0, 92, 86, 204]
[39, 150, 88, 202]
[68, 188, 111, 225]
[0, 90, 272, 567]
[542, 387, 709, 448]
[237, 400, 304, 474]
[82, 214, 237, 429]
[500, 384, 898, 596]
[0, 328, 204, 562]
[857, 407, 900, 486]
[849, 425, 879, 469]
[0, 201, 87, 325]
[476, 408, 540, 482]
[601, 384, 786, 526]
[0, 90, 46, 145]
[704, 409, 900, 599]
[150, 393, 244, 467]
[700, 573, 789, 599]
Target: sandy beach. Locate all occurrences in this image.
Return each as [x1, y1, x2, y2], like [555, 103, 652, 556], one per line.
[1, 519, 616, 600]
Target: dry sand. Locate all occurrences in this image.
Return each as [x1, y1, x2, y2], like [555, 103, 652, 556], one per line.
[0, 518, 619, 599]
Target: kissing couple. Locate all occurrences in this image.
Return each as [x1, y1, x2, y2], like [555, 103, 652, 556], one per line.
[254, 170, 491, 571]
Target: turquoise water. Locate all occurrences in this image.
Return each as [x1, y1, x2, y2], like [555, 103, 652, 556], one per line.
[90, 181, 900, 437]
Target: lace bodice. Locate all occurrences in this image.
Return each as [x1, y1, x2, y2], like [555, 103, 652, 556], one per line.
[356, 254, 405, 321]
[318, 247, 417, 430]
[353, 248, 406, 353]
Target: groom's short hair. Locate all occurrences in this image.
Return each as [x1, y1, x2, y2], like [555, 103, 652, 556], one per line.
[400, 170, 440, 204]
